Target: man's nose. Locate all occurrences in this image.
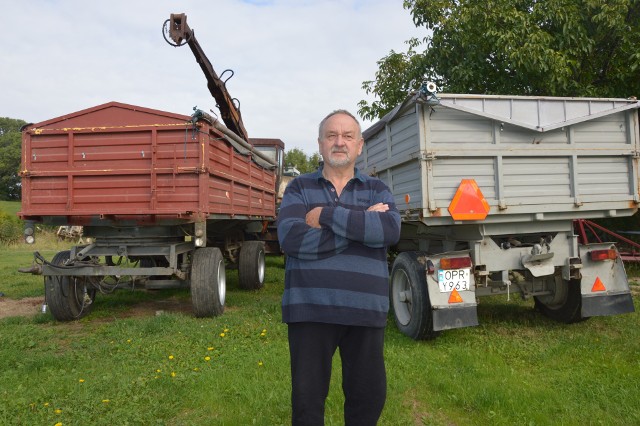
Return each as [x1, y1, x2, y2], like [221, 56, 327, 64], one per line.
[334, 135, 347, 145]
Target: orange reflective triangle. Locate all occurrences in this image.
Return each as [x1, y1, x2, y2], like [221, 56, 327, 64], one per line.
[448, 288, 463, 304]
[448, 179, 490, 221]
[591, 277, 606, 292]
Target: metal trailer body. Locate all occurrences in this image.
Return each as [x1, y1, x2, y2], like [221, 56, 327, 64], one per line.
[358, 90, 640, 339]
[19, 101, 284, 320]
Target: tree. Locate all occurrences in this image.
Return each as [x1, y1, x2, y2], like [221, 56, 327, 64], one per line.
[284, 148, 323, 174]
[0, 118, 26, 201]
[308, 152, 322, 172]
[359, 0, 640, 120]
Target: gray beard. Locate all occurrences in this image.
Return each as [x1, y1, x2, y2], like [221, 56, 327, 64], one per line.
[324, 154, 351, 168]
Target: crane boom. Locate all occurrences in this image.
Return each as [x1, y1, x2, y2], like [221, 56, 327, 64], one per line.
[166, 13, 249, 141]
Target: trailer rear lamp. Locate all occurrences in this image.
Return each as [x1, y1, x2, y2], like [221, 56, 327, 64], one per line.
[195, 237, 205, 247]
[25, 235, 36, 244]
[440, 257, 472, 270]
[589, 249, 617, 261]
[426, 259, 435, 274]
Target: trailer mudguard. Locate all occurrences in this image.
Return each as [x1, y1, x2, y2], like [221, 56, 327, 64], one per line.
[432, 304, 479, 331]
[579, 242, 635, 318]
[425, 250, 479, 331]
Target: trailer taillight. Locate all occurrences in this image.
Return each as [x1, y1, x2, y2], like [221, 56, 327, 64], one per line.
[589, 249, 617, 261]
[426, 259, 435, 274]
[440, 257, 472, 269]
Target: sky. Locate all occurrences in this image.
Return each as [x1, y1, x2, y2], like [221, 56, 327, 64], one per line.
[1, 0, 425, 154]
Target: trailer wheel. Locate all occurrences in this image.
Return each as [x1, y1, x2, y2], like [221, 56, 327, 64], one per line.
[45, 250, 96, 321]
[390, 252, 439, 340]
[534, 276, 584, 323]
[238, 241, 265, 290]
[191, 247, 225, 317]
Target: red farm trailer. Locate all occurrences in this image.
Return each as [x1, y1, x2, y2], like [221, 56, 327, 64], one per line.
[19, 101, 284, 320]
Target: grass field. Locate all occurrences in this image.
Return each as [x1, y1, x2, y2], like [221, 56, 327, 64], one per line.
[0, 200, 21, 216]
[1, 201, 639, 425]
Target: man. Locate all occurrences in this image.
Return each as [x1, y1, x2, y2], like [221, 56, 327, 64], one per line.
[277, 110, 401, 425]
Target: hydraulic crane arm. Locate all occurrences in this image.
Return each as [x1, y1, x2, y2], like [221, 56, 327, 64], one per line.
[164, 13, 249, 141]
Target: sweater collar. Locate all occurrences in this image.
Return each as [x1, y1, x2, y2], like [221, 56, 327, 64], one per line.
[313, 164, 366, 183]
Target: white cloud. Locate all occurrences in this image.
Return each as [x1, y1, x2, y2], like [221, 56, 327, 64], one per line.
[1, 0, 424, 154]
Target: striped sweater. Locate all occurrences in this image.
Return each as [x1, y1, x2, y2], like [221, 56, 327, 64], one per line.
[277, 166, 401, 328]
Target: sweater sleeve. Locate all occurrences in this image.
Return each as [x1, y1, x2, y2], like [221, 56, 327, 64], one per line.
[318, 180, 401, 248]
[277, 178, 349, 260]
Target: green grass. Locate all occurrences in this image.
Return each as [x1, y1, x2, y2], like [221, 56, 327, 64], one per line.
[1, 199, 639, 425]
[0, 200, 21, 217]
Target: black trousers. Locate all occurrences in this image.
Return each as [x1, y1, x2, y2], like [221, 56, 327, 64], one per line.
[287, 322, 386, 426]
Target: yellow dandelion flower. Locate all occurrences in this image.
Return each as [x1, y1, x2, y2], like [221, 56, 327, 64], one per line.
[224, 328, 229, 332]
[219, 333, 225, 337]
[44, 402, 50, 407]
[258, 361, 264, 367]
[193, 367, 200, 371]
[55, 423, 62, 426]
[156, 369, 161, 373]
[55, 409, 62, 414]
[168, 355, 174, 360]
[171, 372, 176, 377]
[78, 379, 85, 383]
[207, 347, 214, 351]
[102, 399, 110, 404]
[127, 339, 132, 343]
[204, 356, 211, 361]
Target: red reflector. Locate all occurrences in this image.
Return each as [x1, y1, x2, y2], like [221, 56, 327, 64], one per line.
[589, 249, 617, 261]
[448, 179, 490, 221]
[426, 259, 435, 274]
[448, 288, 463, 304]
[440, 257, 472, 269]
[591, 277, 606, 292]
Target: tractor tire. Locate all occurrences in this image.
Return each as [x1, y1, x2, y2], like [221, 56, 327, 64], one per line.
[190, 247, 225, 317]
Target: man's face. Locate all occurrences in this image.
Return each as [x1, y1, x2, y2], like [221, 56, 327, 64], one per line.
[318, 113, 364, 169]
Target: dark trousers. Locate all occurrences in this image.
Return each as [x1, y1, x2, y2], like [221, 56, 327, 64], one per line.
[287, 322, 386, 426]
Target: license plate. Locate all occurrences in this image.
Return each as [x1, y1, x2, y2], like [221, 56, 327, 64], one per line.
[437, 268, 470, 292]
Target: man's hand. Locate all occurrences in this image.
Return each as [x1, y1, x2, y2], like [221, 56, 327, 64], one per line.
[306, 203, 388, 229]
[306, 207, 323, 228]
[367, 203, 389, 212]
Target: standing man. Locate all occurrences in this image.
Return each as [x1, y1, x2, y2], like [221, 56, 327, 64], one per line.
[277, 110, 401, 425]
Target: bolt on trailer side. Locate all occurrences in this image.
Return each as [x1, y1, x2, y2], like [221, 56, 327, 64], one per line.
[358, 90, 640, 340]
[18, 102, 283, 321]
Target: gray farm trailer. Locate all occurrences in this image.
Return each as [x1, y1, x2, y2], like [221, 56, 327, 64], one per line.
[358, 88, 639, 339]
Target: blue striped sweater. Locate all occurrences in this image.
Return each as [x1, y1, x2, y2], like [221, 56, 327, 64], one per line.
[277, 167, 401, 328]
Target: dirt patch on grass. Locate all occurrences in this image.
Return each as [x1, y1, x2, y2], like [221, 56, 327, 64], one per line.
[0, 296, 45, 318]
[0, 295, 199, 320]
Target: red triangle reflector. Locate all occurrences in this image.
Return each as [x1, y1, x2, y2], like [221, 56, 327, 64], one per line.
[448, 179, 490, 221]
[591, 277, 606, 292]
[448, 288, 463, 304]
